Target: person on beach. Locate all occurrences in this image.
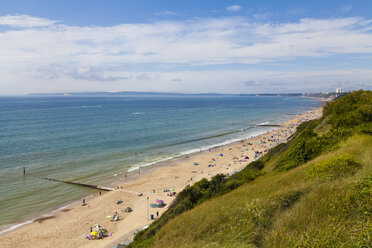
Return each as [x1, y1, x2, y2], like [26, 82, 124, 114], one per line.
[82, 199, 86, 206]
[156, 211, 159, 218]
[113, 211, 119, 221]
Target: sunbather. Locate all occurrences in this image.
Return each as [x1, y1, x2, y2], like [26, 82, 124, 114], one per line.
[113, 211, 120, 221]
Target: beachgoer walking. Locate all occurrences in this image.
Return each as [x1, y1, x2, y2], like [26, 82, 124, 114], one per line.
[156, 211, 159, 218]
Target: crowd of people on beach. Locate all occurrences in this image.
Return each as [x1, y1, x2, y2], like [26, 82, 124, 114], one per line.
[83, 224, 111, 240]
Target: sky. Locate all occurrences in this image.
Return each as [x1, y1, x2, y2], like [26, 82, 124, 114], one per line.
[0, 0, 372, 95]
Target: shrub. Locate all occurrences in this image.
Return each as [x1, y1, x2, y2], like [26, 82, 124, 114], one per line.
[250, 160, 265, 170]
[356, 122, 372, 135]
[324, 90, 372, 129]
[307, 154, 362, 179]
[275, 91, 371, 172]
[275, 131, 329, 171]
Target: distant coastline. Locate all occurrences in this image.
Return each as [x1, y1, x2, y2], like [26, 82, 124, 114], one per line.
[27, 91, 304, 97]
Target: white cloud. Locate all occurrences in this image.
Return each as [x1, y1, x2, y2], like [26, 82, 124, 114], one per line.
[3, 68, 371, 95]
[0, 14, 58, 27]
[1, 16, 372, 65]
[37, 64, 131, 81]
[226, 5, 241, 12]
[0, 15, 372, 94]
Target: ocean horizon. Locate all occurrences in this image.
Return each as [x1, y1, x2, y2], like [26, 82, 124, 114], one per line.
[0, 95, 321, 234]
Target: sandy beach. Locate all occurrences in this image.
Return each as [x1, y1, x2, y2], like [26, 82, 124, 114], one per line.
[0, 106, 323, 248]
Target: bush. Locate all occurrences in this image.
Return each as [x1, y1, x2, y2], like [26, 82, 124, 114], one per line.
[324, 90, 372, 129]
[250, 160, 265, 170]
[275, 91, 371, 172]
[356, 122, 372, 135]
[307, 154, 361, 179]
[275, 126, 329, 171]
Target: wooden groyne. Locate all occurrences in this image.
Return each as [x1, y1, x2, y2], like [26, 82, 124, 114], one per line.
[27, 174, 114, 191]
[39, 177, 114, 191]
[23, 168, 141, 194]
[22, 167, 112, 191]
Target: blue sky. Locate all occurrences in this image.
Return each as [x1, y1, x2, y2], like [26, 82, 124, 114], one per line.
[0, 0, 372, 94]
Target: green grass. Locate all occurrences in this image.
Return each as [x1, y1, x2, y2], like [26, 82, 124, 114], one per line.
[129, 91, 372, 248]
[131, 134, 371, 248]
[307, 154, 361, 180]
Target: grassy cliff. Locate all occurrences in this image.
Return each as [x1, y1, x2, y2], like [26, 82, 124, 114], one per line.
[129, 90, 372, 248]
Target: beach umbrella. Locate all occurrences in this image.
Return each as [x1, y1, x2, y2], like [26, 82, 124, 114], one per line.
[91, 231, 98, 235]
[193, 162, 199, 165]
[219, 153, 223, 156]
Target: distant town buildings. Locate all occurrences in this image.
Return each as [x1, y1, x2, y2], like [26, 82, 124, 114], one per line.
[301, 88, 352, 100]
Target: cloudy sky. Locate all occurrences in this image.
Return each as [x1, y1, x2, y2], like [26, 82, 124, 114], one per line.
[0, 0, 372, 95]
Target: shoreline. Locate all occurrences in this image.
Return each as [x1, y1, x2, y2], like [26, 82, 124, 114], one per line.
[0, 105, 324, 248]
[0, 127, 274, 237]
[0, 123, 279, 236]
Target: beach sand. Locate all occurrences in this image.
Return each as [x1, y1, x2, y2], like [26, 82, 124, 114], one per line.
[0, 106, 323, 248]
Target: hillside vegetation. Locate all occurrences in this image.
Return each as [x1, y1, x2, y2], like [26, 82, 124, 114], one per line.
[129, 90, 372, 248]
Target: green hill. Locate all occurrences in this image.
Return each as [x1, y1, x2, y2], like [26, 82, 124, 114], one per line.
[129, 90, 372, 248]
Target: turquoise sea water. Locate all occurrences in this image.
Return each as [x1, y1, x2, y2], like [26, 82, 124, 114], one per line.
[0, 95, 321, 233]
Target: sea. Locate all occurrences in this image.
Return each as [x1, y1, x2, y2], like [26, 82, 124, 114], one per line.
[0, 94, 321, 234]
